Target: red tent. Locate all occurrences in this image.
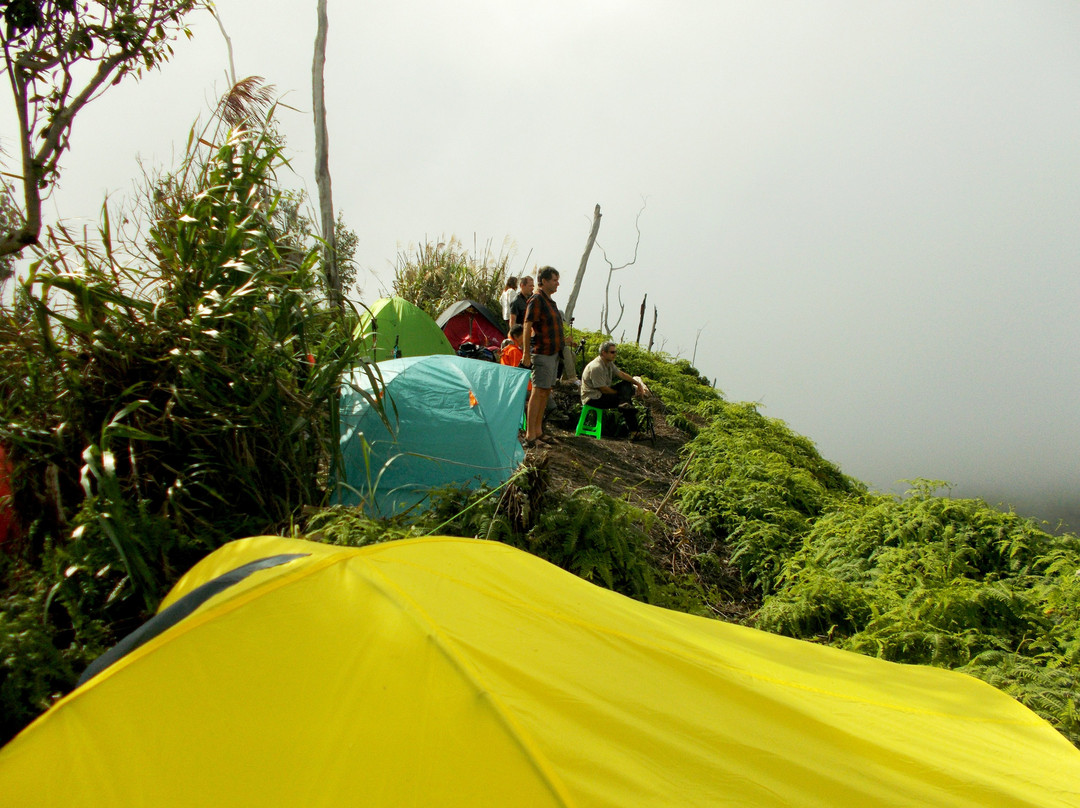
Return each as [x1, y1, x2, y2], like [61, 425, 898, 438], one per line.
[436, 300, 506, 351]
[0, 445, 18, 550]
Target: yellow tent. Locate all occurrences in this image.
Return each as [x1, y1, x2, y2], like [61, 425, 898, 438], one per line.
[2, 536, 1078, 806]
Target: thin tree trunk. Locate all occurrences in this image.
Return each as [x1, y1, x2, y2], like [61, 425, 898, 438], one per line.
[560, 203, 601, 381]
[691, 325, 704, 366]
[635, 294, 647, 346]
[214, 13, 237, 86]
[313, 0, 341, 310]
[647, 306, 658, 352]
[563, 204, 601, 325]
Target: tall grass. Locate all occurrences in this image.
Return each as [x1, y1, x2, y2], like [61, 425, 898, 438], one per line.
[0, 114, 375, 740]
[392, 235, 514, 319]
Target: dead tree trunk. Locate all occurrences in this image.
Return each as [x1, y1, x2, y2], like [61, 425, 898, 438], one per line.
[635, 295, 647, 346]
[563, 204, 601, 325]
[313, 0, 342, 310]
[560, 203, 601, 380]
[691, 325, 704, 366]
[647, 306, 658, 352]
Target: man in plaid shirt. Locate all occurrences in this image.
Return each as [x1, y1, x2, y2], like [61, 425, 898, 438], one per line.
[521, 266, 564, 445]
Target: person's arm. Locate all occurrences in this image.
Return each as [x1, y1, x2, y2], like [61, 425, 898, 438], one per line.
[617, 369, 645, 394]
[522, 322, 533, 365]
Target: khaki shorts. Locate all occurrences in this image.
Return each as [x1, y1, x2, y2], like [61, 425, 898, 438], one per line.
[531, 353, 559, 389]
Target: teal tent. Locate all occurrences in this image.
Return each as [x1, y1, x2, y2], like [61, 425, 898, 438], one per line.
[338, 355, 530, 515]
[356, 297, 454, 362]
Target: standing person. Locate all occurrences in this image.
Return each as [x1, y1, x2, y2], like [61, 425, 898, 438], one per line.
[521, 267, 563, 445]
[499, 276, 518, 325]
[508, 275, 533, 330]
[581, 341, 646, 439]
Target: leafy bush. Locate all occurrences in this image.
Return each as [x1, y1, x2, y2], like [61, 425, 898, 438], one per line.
[5, 117, 365, 561]
[303, 475, 656, 603]
[676, 401, 861, 594]
[0, 113, 376, 742]
[392, 236, 514, 320]
[754, 484, 1080, 744]
[521, 486, 654, 600]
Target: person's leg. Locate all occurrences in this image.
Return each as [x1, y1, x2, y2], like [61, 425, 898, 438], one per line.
[587, 392, 638, 435]
[612, 380, 640, 433]
[526, 354, 559, 440]
[527, 386, 551, 440]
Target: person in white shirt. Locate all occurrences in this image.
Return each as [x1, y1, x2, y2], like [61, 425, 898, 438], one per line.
[499, 276, 518, 324]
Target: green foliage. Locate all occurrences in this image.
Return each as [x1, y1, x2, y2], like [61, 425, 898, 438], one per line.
[521, 486, 655, 600]
[675, 400, 861, 594]
[0, 529, 132, 743]
[303, 478, 656, 603]
[1, 572, 82, 744]
[304, 506, 419, 548]
[1, 0, 206, 257]
[753, 485, 1080, 745]
[8, 122, 360, 548]
[0, 114, 378, 742]
[392, 236, 513, 319]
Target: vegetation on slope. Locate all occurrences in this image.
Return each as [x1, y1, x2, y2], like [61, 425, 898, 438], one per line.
[1, 126, 1078, 754]
[571, 331, 1080, 745]
[0, 114, 377, 740]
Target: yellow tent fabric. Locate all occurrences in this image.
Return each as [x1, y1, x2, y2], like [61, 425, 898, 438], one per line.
[2, 536, 1078, 807]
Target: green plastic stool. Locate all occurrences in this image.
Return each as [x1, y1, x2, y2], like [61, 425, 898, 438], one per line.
[575, 404, 606, 439]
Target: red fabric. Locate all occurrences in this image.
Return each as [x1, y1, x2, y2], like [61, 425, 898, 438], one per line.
[0, 444, 18, 550]
[441, 311, 505, 350]
[524, 291, 564, 355]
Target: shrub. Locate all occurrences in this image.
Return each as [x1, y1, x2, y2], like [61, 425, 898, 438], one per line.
[392, 236, 514, 320]
[754, 485, 1080, 744]
[0, 113, 376, 742]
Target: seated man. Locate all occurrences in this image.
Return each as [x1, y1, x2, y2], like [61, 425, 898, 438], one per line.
[580, 341, 646, 439]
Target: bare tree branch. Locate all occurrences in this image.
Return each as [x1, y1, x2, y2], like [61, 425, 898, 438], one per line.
[0, 0, 206, 258]
[691, 324, 705, 366]
[560, 203, 601, 381]
[598, 196, 647, 333]
[213, 8, 237, 87]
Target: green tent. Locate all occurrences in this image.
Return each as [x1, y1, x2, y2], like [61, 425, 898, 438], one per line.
[337, 355, 530, 515]
[356, 297, 454, 362]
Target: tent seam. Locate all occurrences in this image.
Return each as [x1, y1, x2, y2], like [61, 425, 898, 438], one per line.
[361, 559, 578, 808]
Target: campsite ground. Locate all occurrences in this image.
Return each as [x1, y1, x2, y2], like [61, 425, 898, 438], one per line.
[524, 384, 756, 622]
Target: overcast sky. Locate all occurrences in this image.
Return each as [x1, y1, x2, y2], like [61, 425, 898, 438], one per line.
[9, 1, 1080, 525]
